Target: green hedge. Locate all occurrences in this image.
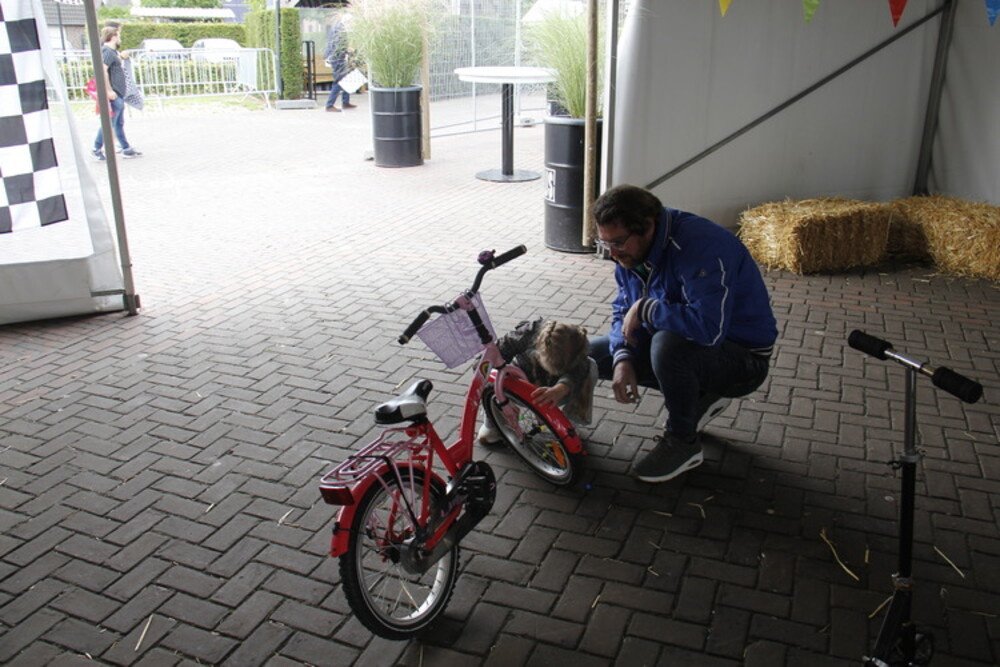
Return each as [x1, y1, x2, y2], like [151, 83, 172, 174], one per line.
[139, 0, 220, 7]
[245, 8, 302, 99]
[120, 22, 247, 49]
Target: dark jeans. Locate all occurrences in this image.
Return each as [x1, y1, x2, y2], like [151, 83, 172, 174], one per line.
[590, 331, 770, 439]
[94, 96, 130, 152]
[325, 81, 350, 108]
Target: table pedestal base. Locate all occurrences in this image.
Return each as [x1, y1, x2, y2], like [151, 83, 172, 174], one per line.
[475, 168, 541, 183]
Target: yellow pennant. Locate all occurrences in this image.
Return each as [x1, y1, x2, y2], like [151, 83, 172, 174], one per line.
[719, 0, 732, 17]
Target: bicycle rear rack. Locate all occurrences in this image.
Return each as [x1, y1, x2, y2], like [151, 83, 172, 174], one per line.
[319, 427, 428, 506]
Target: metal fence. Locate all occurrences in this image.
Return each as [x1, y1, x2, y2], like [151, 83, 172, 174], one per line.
[54, 48, 278, 105]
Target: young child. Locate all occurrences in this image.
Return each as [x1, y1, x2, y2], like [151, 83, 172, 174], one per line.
[479, 318, 597, 444]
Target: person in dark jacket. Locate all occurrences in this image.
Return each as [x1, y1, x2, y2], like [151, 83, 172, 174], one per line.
[323, 21, 355, 112]
[589, 184, 777, 482]
[479, 319, 596, 444]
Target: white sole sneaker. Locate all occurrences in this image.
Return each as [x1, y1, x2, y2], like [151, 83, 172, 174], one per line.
[632, 436, 704, 482]
[477, 422, 503, 446]
[696, 396, 732, 432]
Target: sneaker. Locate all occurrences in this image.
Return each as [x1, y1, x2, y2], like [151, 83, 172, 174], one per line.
[631, 433, 703, 482]
[695, 394, 732, 432]
[92, 149, 106, 161]
[477, 422, 503, 446]
[122, 148, 143, 158]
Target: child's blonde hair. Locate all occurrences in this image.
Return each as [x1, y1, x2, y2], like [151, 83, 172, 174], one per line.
[535, 321, 589, 377]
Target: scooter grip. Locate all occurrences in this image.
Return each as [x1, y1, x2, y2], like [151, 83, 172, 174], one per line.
[932, 367, 983, 404]
[848, 330, 893, 360]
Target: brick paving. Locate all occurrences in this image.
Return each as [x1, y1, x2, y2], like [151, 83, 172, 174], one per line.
[1, 95, 998, 665]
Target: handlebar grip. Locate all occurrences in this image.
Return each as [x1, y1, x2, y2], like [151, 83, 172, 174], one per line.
[399, 311, 431, 345]
[848, 329, 893, 360]
[489, 245, 527, 269]
[932, 366, 984, 404]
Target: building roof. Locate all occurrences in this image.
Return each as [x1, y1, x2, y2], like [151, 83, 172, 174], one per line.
[41, 0, 87, 27]
[129, 7, 237, 20]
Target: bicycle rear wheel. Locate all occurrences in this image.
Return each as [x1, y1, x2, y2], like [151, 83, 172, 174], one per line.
[483, 386, 582, 486]
[339, 468, 458, 639]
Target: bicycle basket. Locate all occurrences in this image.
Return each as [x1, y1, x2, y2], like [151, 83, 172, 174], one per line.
[416, 294, 496, 368]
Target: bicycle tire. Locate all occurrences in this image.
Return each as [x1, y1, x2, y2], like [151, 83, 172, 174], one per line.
[483, 386, 582, 486]
[339, 468, 458, 639]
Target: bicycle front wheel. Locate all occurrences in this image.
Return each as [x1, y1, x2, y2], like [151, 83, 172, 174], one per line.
[483, 386, 582, 486]
[339, 468, 458, 639]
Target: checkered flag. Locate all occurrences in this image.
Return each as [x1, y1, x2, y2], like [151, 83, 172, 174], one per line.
[0, 0, 69, 233]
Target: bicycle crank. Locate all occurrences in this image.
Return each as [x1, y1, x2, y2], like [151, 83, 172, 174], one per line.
[399, 461, 496, 574]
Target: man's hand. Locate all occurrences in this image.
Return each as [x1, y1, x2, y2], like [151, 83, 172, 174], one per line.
[531, 383, 570, 408]
[612, 359, 640, 404]
[622, 301, 643, 346]
[107, 90, 118, 100]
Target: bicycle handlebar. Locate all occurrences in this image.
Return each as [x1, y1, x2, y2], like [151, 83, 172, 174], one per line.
[848, 329, 983, 404]
[470, 245, 527, 294]
[398, 245, 527, 345]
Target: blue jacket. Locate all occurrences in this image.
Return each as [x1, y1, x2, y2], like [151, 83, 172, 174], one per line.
[609, 207, 777, 366]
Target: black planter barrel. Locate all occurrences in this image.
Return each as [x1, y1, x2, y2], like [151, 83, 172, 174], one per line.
[371, 86, 423, 168]
[544, 116, 602, 253]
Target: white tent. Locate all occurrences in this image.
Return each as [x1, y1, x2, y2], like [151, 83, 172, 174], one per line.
[606, 0, 999, 227]
[0, 0, 136, 325]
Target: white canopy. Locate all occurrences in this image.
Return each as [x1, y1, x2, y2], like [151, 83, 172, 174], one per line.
[607, 0, 999, 227]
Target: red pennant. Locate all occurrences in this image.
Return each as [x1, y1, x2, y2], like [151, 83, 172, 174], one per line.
[889, 0, 908, 25]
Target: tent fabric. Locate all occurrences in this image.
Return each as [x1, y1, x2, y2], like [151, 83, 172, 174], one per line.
[929, 2, 1000, 200]
[610, 0, 997, 229]
[0, 0, 124, 325]
[719, 0, 999, 26]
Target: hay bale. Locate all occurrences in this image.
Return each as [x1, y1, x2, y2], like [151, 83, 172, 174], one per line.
[890, 195, 1000, 281]
[883, 200, 931, 261]
[738, 197, 891, 274]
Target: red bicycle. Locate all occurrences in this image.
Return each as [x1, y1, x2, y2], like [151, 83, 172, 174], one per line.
[319, 246, 585, 639]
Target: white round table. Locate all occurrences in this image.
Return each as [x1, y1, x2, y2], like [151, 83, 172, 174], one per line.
[455, 66, 556, 182]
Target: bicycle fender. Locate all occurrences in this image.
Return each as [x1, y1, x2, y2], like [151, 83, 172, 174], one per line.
[330, 504, 357, 558]
[328, 465, 449, 559]
[499, 375, 585, 455]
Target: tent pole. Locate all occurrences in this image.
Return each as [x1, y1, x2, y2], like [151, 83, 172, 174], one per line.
[83, 0, 140, 315]
[600, 0, 619, 193]
[913, 0, 957, 196]
[644, 4, 945, 192]
[274, 0, 282, 98]
[581, 0, 599, 248]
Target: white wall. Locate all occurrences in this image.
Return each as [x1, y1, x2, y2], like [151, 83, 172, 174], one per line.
[610, 0, 968, 228]
[930, 1, 1000, 202]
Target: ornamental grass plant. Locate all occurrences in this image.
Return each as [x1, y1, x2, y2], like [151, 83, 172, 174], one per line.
[344, 0, 433, 89]
[524, 10, 602, 118]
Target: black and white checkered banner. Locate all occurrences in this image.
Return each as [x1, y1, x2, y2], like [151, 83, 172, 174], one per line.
[0, 0, 69, 233]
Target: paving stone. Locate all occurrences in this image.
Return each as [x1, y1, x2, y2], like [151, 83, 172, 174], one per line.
[278, 631, 360, 666]
[1, 101, 998, 666]
[158, 623, 238, 664]
[42, 616, 121, 656]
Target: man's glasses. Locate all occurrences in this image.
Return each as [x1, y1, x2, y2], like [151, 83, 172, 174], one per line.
[595, 232, 633, 252]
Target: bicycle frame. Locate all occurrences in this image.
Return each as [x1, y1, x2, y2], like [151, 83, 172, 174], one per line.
[320, 293, 583, 560]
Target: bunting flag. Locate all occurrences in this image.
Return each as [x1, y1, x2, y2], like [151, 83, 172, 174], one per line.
[718, 0, 993, 25]
[0, 0, 69, 233]
[803, 0, 821, 23]
[889, 0, 908, 26]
